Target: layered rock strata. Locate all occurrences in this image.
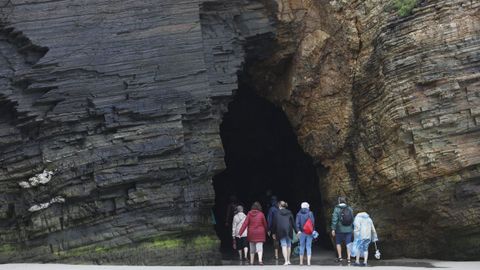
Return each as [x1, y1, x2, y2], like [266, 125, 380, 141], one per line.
[0, 0, 273, 264]
[252, 0, 480, 260]
[0, 0, 479, 264]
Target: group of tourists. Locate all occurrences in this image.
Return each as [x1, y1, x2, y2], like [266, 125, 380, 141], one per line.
[229, 195, 379, 266]
[331, 196, 379, 266]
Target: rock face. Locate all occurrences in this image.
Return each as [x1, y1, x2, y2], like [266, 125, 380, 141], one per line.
[0, 0, 479, 264]
[250, 0, 480, 260]
[347, 0, 480, 259]
[0, 0, 273, 264]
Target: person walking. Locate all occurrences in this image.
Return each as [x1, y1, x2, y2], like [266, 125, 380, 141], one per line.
[271, 201, 297, 265]
[232, 205, 249, 261]
[225, 195, 239, 228]
[239, 201, 268, 265]
[331, 196, 354, 263]
[295, 202, 315, 266]
[223, 195, 239, 249]
[267, 195, 280, 260]
[352, 211, 378, 267]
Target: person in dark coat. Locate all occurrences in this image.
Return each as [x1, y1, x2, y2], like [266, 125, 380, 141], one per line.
[271, 201, 297, 265]
[239, 201, 268, 265]
[266, 195, 280, 259]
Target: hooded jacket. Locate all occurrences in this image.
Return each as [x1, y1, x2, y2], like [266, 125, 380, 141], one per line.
[331, 203, 354, 233]
[271, 208, 297, 240]
[295, 208, 315, 233]
[353, 212, 378, 241]
[232, 212, 248, 238]
[239, 209, 268, 242]
[267, 205, 279, 230]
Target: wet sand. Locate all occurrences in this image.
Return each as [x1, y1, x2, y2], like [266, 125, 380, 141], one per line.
[1, 247, 478, 269]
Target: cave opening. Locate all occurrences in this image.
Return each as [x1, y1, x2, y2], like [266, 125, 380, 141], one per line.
[212, 70, 332, 254]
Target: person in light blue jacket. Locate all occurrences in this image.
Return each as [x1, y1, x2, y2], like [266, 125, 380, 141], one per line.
[351, 211, 378, 267]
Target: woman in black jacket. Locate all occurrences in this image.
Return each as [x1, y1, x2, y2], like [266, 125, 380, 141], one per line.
[271, 201, 298, 265]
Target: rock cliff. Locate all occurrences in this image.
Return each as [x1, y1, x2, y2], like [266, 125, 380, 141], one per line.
[252, 0, 480, 260]
[0, 0, 478, 264]
[0, 0, 274, 264]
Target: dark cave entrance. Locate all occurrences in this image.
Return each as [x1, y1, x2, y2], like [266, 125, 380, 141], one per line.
[212, 77, 332, 253]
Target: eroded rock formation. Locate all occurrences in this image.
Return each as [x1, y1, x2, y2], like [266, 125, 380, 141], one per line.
[0, 0, 274, 264]
[250, 0, 480, 260]
[0, 0, 479, 264]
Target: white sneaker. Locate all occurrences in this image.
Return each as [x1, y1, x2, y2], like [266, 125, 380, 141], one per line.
[287, 261, 291, 265]
[284, 262, 289, 265]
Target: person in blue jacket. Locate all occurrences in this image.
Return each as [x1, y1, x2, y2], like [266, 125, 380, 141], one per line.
[295, 202, 315, 265]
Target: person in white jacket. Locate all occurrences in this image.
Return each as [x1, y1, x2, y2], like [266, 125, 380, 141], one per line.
[351, 211, 378, 266]
[232, 205, 249, 261]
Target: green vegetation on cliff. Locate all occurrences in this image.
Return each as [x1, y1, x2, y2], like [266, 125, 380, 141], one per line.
[394, 0, 418, 16]
[0, 244, 14, 253]
[51, 232, 219, 260]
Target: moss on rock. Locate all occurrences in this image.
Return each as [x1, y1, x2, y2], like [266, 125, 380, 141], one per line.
[393, 0, 418, 16]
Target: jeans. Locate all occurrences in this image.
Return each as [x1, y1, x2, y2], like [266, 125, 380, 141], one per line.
[299, 233, 313, 256]
[279, 237, 292, 247]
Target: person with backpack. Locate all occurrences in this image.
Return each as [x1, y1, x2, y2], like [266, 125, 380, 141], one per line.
[295, 202, 315, 266]
[232, 205, 249, 261]
[331, 196, 354, 263]
[271, 201, 297, 265]
[351, 211, 378, 267]
[266, 195, 280, 260]
[239, 201, 268, 265]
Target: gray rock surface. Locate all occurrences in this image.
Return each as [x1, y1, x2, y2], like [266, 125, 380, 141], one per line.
[0, 0, 274, 265]
[1, 0, 479, 265]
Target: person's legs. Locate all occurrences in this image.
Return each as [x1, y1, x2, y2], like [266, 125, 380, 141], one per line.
[285, 238, 292, 264]
[335, 232, 345, 261]
[281, 247, 288, 264]
[299, 233, 306, 265]
[336, 244, 342, 259]
[238, 237, 248, 260]
[362, 239, 371, 265]
[354, 239, 370, 266]
[355, 241, 361, 264]
[235, 237, 242, 260]
[306, 235, 313, 265]
[353, 239, 361, 265]
[273, 237, 279, 259]
[257, 242, 264, 264]
[287, 246, 291, 264]
[249, 242, 256, 264]
[280, 238, 288, 265]
[346, 233, 353, 262]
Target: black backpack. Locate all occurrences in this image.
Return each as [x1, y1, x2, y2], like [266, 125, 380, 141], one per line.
[340, 207, 353, 226]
